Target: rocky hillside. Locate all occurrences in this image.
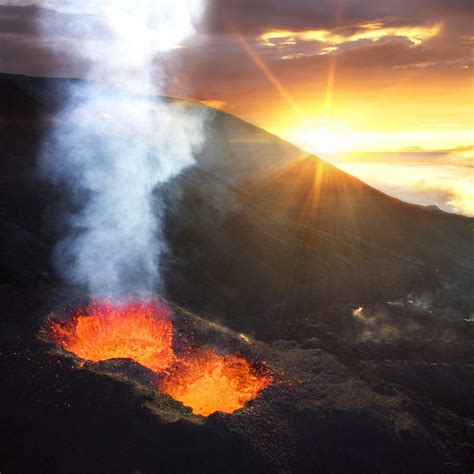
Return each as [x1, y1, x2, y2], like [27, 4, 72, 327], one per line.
[0, 73, 473, 473]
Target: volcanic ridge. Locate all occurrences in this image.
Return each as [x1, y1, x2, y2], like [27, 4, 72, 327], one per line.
[1, 73, 473, 473]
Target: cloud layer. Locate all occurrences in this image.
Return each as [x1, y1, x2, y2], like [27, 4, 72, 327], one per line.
[333, 147, 474, 216]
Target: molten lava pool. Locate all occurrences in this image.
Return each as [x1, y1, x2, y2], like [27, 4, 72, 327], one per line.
[47, 299, 272, 416]
[160, 349, 272, 416]
[49, 300, 175, 372]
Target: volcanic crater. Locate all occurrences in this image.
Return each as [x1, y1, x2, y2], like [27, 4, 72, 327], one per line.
[43, 298, 273, 418]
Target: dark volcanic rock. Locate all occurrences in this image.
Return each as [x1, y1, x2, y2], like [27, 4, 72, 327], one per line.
[0, 74, 473, 473]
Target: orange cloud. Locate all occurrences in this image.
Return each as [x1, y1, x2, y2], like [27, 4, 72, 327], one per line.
[260, 22, 442, 51]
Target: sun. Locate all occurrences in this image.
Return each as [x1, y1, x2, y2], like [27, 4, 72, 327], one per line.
[306, 126, 347, 154]
[279, 118, 353, 157]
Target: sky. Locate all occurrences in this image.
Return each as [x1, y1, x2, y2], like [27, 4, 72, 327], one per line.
[0, 0, 473, 214]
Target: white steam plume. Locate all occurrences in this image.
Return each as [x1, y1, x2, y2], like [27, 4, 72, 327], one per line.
[39, 1, 207, 297]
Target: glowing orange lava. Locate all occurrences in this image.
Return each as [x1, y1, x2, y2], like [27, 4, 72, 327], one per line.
[160, 349, 272, 416]
[47, 300, 272, 416]
[49, 299, 174, 373]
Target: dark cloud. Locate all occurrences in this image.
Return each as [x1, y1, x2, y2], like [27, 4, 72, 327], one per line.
[0, 4, 57, 76]
[204, 0, 474, 35]
[0, 1, 472, 103]
[0, 4, 113, 76]
[0, 4, 40, 36]
[166, 0, 471, 102]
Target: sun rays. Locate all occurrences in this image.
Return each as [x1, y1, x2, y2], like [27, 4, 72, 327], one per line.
[227, 22, 301, 118]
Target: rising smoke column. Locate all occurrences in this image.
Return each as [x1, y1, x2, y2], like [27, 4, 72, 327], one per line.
[38, 1, 207, 297]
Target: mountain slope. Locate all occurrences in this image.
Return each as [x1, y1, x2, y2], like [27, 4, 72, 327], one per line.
[163, 144, 474, 336]
[1, 73, 473, 473]
[1, 72, 473, 339]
